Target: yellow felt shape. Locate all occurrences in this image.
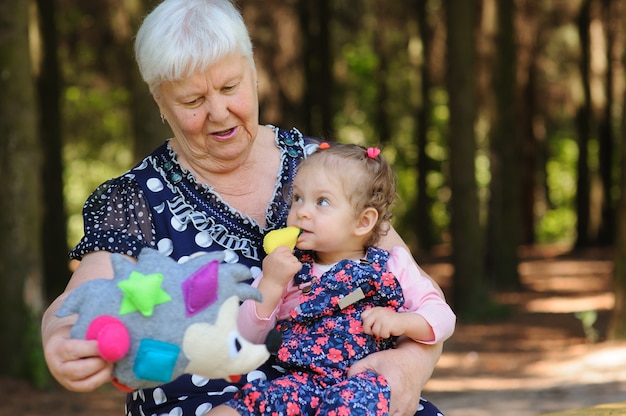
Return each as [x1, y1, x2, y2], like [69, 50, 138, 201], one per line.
[263, 227, 301, 254]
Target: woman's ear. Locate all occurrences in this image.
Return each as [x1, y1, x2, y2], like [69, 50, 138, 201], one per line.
[355, 207, 378, 237]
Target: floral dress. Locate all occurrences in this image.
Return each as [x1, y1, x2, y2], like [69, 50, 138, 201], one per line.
[69, 126, 445, 416]
[227, 247, 403, 415]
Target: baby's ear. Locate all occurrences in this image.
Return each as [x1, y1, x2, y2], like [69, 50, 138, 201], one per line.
[355, 207, 378, 237]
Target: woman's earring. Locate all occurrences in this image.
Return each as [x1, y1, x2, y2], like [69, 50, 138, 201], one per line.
[160, 114, 166, 124]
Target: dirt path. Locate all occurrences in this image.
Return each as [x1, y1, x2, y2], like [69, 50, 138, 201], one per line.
[3, 247, 625, 416]
[422, 246, 626, 416]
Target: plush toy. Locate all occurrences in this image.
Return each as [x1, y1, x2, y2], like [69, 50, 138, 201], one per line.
[263, 226, 301, 254]
[56, 248, 280, 392]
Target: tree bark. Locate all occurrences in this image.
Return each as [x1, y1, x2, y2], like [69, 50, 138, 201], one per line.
[413, 0, 437, 251]
[445, 0, 487, 315]
[596, 0, 618, 245]
[608, 0, 626, 340]
[486, 0, 522, 290]
[575, 0, 592, 248]
[36, 0, 71, 302]
[0, 0, 47, 382]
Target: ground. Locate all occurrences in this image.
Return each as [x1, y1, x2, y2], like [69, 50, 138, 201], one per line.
[2, 246, 625, 416]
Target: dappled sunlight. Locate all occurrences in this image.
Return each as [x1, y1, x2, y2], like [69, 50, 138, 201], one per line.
[524, 293, 614, 313]
[423, 247, 626, 415]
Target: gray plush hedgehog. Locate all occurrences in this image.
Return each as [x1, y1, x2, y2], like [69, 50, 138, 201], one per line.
[57, 247, 280, 391]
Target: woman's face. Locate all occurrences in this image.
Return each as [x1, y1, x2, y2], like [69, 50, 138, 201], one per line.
[154, 54, 259, 171]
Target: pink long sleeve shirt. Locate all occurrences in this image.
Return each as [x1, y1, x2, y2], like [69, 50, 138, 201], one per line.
[238, 246, 456, 345]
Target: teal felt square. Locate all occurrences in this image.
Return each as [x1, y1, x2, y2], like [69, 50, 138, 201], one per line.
[134, 339, 180, 383]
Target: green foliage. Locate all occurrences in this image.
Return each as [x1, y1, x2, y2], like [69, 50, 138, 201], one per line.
[537, 134, 578, 244]
[574, 310, 599, 343]
[537, 208, 577, 243]
[63, 85, 134, 246]
[460, 297, 513, 323]
[25, 316, 51, 388]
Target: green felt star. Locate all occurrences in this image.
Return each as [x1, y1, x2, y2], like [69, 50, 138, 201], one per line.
[118, 271, 172, 316]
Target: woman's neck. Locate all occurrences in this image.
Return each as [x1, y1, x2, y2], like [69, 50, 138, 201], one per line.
[170, 129, 280, 227]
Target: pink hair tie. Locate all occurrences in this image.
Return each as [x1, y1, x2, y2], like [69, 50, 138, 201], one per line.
[366, 147, 381, 159]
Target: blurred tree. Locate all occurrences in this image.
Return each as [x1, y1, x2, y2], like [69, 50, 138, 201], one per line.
[35, 0, 71, 302]
[299, 0, 333, 138]
[412, 0, 438, 251]
[608, 0, 626, 340]
[372, 1, 391, 144]
[596, 0, 619, 245]
[486, 0, 522, 290]
[241, 0, 307, 134]
[0, 0, 47, 383]
[445, 0, 488, 315]
[127, 0, 172, 163]
[575, 0, 592, 248]
[516, 0, 544, 246]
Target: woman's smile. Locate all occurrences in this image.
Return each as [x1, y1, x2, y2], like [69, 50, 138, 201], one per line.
[211, 126, 238, 140]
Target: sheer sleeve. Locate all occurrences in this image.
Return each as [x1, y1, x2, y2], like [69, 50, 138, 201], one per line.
[69, 175, 156, 260]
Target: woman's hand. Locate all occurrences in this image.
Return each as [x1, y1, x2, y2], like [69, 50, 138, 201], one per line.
[43, 324, 113, 392]
[347, 338, 442, 416]
[41, 251, 116, 391]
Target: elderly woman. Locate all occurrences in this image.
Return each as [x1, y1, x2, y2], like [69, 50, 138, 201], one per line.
[41, 0, 446, 415]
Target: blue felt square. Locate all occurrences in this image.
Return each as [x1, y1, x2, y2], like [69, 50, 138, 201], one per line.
[134, 339, 180, 383]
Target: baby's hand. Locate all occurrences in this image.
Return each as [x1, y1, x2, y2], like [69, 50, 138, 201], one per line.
[261, 246, 301, 287]
[361, 307, 404, 339]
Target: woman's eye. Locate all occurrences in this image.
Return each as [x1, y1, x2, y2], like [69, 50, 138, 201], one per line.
[184, 98, 201, 106]
[223, 83, 238, 93]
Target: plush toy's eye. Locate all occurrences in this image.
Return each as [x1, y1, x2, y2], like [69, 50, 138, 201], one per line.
[227, 331, 243, 359]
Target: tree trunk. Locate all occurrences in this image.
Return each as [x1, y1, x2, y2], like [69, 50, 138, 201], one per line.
[0, 0, 47, 383]
[413, 0, 437, 251]
[298, 0, 333, 138]
[596, 0, 618, 245]
[486, 0, 522, 290]
[608, 0, 626, 340]
[575, 0, 592, 248]
[373, 1, 391, 144]
[129, 0, 171, 162]
[36, 0, 71, 302]
[445, 0, 487, 316]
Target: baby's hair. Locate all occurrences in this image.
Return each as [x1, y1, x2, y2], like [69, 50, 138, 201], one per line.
[300, 143, 396, 247]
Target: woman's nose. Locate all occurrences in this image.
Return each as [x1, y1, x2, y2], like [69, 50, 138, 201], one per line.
[205, 96, 229, 122]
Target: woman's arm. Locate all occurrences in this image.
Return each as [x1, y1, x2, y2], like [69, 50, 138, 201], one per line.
[380, 227, 445, 298]
[348, 338, 443, 415]
[360, 225, 444, 414]
[41, 251, 116, 392]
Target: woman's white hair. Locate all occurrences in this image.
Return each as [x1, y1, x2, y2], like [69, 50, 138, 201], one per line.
[135, 0, 254, 93]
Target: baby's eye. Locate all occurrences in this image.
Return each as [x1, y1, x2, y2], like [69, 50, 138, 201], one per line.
[317, 198, 330, 207]
[292, 194, 303, 204]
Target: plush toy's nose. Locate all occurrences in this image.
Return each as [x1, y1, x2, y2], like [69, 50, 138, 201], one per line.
[265, 329, 282, 354]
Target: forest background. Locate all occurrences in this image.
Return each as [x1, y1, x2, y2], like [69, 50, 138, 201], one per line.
[1, 0, 626, 396]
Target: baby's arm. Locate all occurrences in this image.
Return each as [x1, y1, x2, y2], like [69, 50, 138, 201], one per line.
[361, 307, 435, 342]
[255, 246, 301, 317]
[236, 246, 301, 343]
[364, 246, 456, 344]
